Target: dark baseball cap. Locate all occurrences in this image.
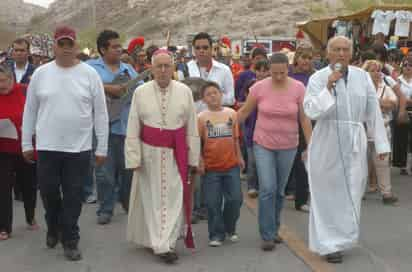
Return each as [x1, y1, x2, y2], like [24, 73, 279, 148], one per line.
[54, 26, 76, 42]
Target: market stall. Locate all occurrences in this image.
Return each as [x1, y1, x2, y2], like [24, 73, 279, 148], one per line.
[296, 4, 412, 51]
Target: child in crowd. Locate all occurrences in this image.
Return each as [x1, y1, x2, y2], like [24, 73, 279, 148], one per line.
[198, 81, 244, 247]
[243, 60, 270, 198]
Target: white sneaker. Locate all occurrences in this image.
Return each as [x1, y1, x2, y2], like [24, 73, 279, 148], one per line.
[85, 195, 97, 204]
[298, 204, 310, 213]
[228, 233, 239, 243]
[209, 240, 223, 247]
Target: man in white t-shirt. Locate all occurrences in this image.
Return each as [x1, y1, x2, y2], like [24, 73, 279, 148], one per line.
[22, 26, 109, 262]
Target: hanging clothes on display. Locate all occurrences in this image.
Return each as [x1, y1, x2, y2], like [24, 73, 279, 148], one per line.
[332, 20, 352, 38]
[372, 10, 395, 35]
[395, 10, 412, 37]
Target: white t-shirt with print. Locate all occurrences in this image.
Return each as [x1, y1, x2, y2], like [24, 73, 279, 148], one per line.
[372, 10, 395, 35]
[395, 10, 412, 37]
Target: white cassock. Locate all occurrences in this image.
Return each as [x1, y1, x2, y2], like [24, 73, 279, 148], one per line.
[303, 66, 390, 255]
[125, 80, 200, 254]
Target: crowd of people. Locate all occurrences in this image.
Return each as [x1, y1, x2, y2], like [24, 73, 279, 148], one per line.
[0, 25, 410, 265]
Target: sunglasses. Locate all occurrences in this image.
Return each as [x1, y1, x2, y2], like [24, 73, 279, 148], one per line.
[195, 45, 210, 50]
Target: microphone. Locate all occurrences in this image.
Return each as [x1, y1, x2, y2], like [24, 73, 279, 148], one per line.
[332, 62, 343, 88]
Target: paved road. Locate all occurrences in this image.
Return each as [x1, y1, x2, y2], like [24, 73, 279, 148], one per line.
[1, 201, 309, 272]
[282, 169, 412, 272]
[1, 170, 411, 272]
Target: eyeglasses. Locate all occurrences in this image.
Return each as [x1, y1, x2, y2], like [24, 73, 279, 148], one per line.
[195, 45, 210, 50]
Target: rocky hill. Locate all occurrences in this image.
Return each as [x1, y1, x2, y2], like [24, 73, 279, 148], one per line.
[26, 0, 343, 45]
[0, 0, 46, 32]
[0, 0, 46, 48]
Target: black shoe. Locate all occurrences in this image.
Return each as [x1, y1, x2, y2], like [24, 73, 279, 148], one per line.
[159, 251, 178, 264]
[97, 214, 112, 225]
[261, 240, 275, 251]
[46, 234, 59, 249]
[325, 252, 343, 263]
[63, 242, 82, 261]
[274, 235, 283, 244]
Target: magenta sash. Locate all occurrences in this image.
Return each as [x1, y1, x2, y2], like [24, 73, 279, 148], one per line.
[140, 124, 195, 249]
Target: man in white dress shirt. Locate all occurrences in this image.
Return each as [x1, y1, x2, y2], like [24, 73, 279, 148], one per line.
[187, 32, 235, 111]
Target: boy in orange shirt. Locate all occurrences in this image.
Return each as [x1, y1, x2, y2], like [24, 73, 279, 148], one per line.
[198, 81, 244, 247]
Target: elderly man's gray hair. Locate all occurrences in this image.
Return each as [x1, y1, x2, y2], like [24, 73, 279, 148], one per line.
[327, 36, 353, 54]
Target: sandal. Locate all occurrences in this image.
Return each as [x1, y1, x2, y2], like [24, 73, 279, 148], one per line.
[0, 231, 10, 241]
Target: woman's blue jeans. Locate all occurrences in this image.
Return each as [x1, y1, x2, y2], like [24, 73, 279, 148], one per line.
[253, 144, 297, 241]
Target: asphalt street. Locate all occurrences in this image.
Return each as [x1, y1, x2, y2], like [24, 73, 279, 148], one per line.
[0, 169, 411, 272]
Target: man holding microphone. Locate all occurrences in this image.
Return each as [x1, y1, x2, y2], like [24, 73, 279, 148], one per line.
[303, 36, 390, 264]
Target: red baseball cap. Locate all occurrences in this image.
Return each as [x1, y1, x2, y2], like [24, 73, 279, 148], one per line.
[54, 26, 76, 42]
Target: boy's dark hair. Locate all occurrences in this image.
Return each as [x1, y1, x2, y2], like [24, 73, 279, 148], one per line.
[270, 53, 289, 65]
[251, 47, 267, 59]
[12, 38, 30, 51]
[200, 81, 221, 98]
[192, 32, 213, 47]
[96, 30, 120, 56]
[255, 59, 269, 71]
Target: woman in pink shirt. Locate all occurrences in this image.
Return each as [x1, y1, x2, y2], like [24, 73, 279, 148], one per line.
[238, 53, 312, 251]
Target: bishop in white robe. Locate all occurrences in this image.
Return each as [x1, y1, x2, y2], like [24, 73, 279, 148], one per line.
[125, 50, 200, 263]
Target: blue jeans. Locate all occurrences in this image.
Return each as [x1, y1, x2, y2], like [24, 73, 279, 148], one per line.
[246, 146, 258, 190]
[253, 144, 297, 241]
[203, 166, 243, 241]
[95, 134, 132, 216]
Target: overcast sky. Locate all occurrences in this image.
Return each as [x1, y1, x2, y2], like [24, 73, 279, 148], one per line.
[24, 0, 54, 8]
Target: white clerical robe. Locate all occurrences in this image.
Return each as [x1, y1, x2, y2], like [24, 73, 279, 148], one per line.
[125, 80, 200, 254]
[303, 66, 390, 255]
